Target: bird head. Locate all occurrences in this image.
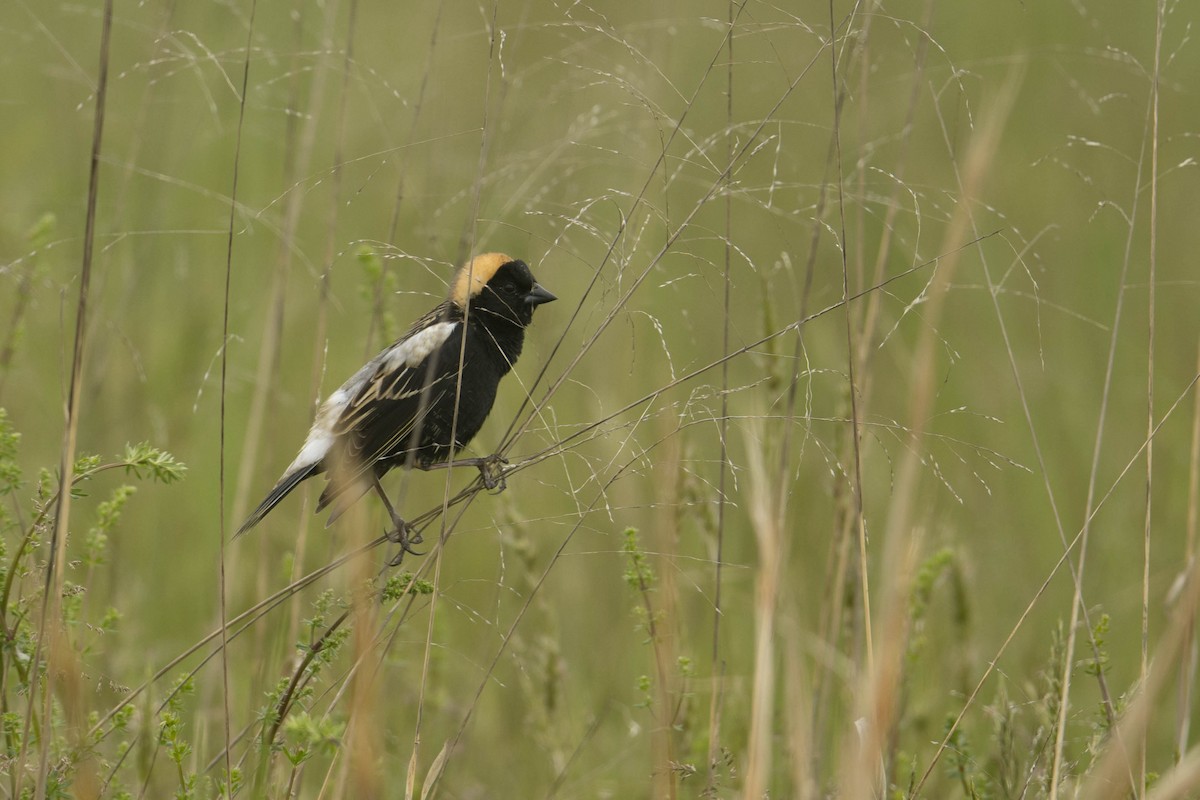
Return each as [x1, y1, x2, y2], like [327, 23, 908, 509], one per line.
[451, 252, 556, 327]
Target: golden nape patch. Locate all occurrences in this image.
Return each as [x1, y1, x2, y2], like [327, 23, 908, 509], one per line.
[450, 252, 513, 307]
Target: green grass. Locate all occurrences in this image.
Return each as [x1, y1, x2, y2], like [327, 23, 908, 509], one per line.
[1, 1, 1198, 797]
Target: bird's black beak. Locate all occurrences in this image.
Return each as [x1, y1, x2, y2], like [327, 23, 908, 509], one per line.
[524, 284, 557, 306]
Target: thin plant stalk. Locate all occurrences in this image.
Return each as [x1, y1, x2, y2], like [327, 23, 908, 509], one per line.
[705, 2, 734, 792]
[1049, 15, 1167, 790]
[23, 4, 114, 799]
[1179, 340, 1200, 758]
[1140, 1, 1164, 794]
[1081, 444, 1200, 798]
[742, 426, 787, 799]
[219, 0, 259, 792]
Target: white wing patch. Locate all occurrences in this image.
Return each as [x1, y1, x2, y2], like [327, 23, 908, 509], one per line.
[287, 430, 333, 473]
[283, 322, 457, 474]
[384, 321, 458, 370]
[286, 388, 350, 473]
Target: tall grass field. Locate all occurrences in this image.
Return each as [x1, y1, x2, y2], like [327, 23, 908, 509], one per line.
[1, 1, 1198, 797]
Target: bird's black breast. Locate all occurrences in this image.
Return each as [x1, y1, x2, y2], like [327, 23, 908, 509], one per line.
[378, 320, 517, 469]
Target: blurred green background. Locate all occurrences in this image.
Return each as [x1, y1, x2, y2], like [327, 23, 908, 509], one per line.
[1, 0, 1198, 797]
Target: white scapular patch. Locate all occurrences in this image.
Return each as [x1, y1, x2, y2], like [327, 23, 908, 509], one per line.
[282, 322, 457, 474]
[384, 321, 457, 370]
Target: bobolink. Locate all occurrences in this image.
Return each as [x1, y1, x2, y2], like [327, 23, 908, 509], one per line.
[236, 253, 556, 550]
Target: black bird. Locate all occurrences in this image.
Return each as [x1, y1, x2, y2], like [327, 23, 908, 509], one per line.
[236, 253, 556, 550]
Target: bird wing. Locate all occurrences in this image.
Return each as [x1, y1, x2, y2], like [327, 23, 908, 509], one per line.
[315, 308, 464, 508]
[238, 304, 465, 534]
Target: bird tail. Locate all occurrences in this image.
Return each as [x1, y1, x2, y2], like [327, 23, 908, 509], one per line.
[234, 464, 319, 538]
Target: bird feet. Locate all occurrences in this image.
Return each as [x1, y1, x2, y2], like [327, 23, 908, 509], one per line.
[384, 516, 424, 565]
[478, 454, 508, 493]
[417, 454, 509, 493]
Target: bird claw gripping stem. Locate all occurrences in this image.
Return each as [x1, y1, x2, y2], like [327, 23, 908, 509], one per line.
[479, 454, 509, 493]
[385, 520, 425, 566]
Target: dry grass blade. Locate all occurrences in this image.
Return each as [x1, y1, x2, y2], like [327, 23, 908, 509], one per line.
[1140, 1, 1165, 794]
[418, 740, 451, 800]
[1180, 340, 1200, 757]
[1145, 748, 1200, 800]
[1080, 470, 1200, 798]
[827, 0, 872, 683]
[342, 499, 383, 798]
[866, 69, 1021, 800]
[705, 3, 736, 791]
[22, 3, 115, 799]
[741, 421, 787, 798]
[218, 1, 259, 793]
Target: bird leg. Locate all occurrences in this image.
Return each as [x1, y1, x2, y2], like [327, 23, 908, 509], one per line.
[371, 478, 423, 558]
[418, 454, 508, 492]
